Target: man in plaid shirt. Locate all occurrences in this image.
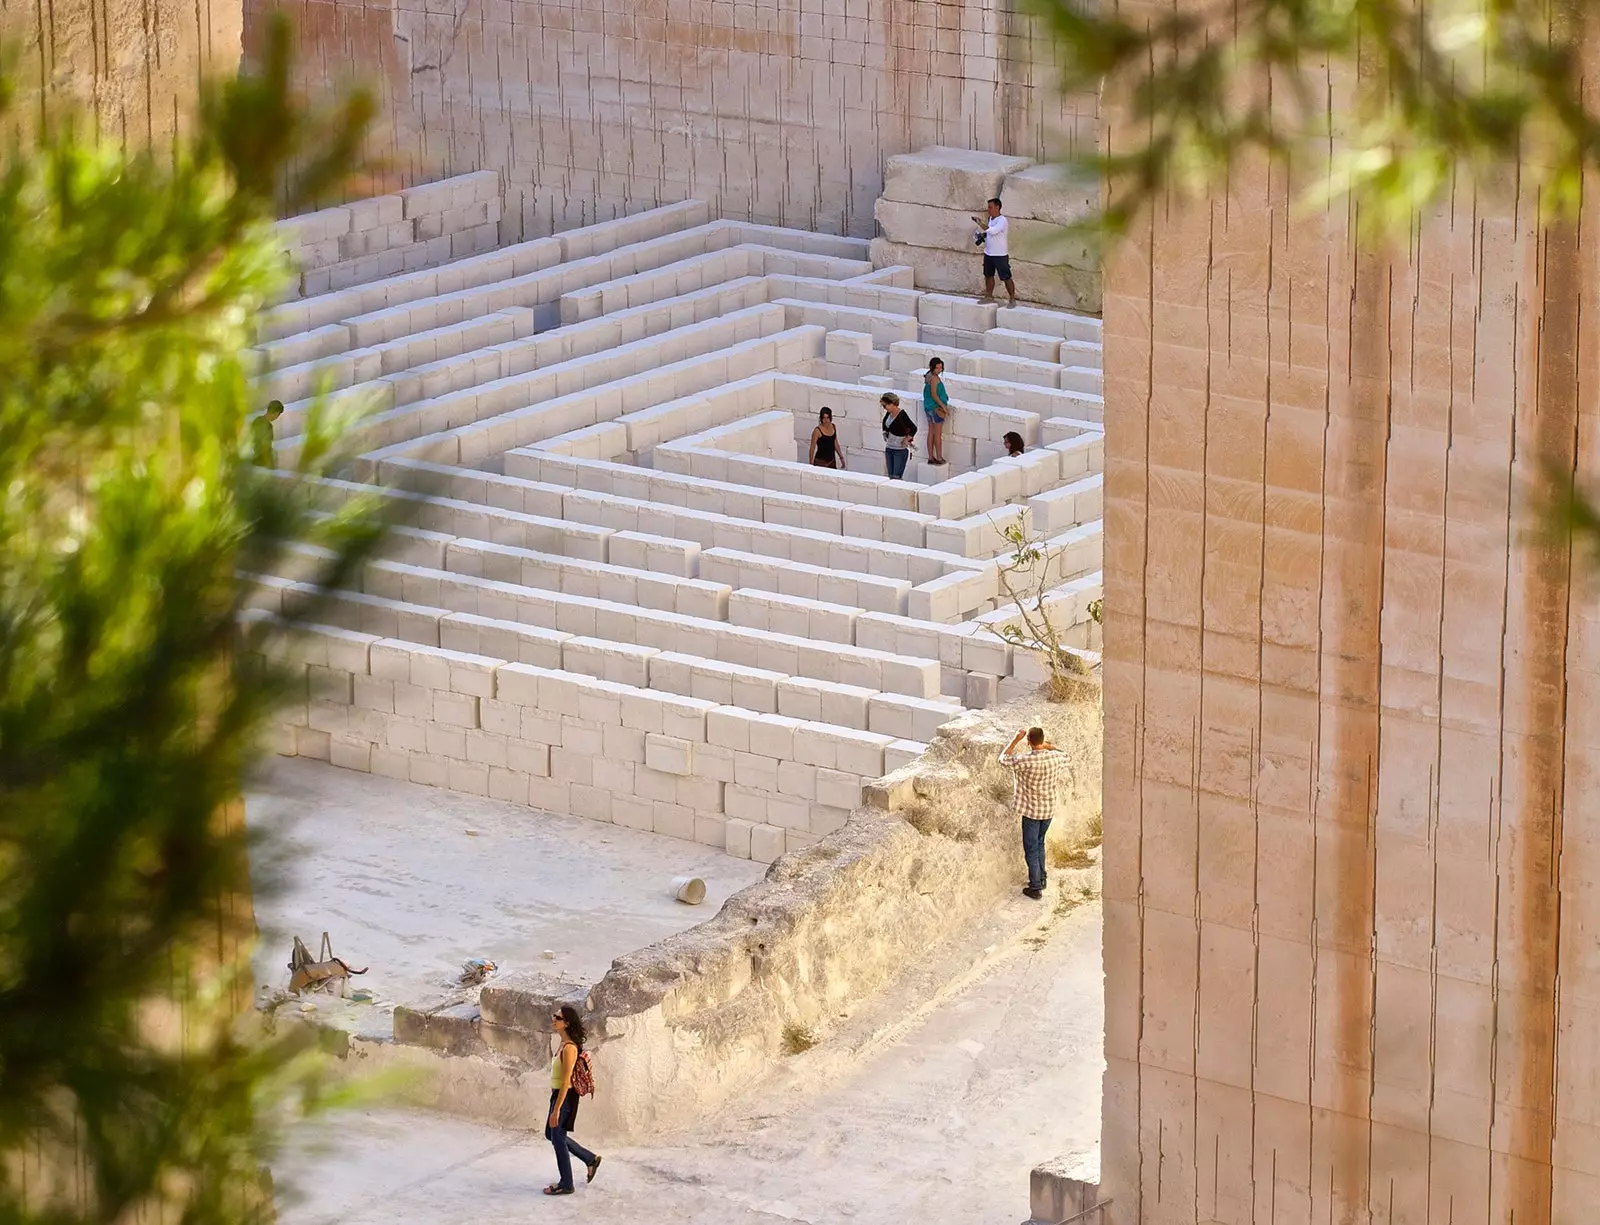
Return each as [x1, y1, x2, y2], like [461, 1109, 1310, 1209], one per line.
[1000, 726, 1068, 898]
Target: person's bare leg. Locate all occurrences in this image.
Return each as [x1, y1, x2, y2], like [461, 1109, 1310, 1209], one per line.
[983, 275, 995, 301]
[1004, 278, 1018, 307]
[932, 421, 944, 464]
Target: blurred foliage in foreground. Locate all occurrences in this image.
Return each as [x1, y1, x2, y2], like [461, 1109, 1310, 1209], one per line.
[0, 18, 393, 1224]
[1032, 0, 1600, 240]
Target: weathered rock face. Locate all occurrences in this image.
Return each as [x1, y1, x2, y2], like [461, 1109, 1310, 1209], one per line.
[870, 148, 1103, 312]
[328, 680, 1104, 1140]
[243, 0, 1099, 240]
[1, 0, 240, 144]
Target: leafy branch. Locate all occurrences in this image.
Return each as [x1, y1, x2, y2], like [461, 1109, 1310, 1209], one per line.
[1031, 0, 1600, 239]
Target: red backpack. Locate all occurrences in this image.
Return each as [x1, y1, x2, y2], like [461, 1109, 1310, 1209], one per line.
[571, 1048, 595, 1097]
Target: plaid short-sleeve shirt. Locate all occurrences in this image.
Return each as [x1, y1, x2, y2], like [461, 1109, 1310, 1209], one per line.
[1000, 746, 1069, 821]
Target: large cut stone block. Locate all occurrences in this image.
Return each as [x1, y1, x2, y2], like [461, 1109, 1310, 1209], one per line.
[874, 200, 1095, 271]
[869, 238, 1101, 313]
[999, 163, 1102, 227]
[882, 147, 1035, 210]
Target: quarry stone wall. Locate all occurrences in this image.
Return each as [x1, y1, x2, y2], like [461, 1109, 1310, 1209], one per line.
[1, 0, 239, 142]
[1099, 13, 1600, 1225]
[244, 0, 1098, 241]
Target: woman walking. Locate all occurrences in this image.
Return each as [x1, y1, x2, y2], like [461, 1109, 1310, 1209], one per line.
[923, 358, 951, 465]
[543, 1004, 601, 1195]
[881, 392, 917, 480]
[809, 407, 844, 468]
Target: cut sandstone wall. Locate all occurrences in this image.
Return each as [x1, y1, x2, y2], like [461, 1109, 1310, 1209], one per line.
[1, 0, 239, 145]
[1101, 9, 1600, 1225]
[243, 0, 1098, 240]
[318, 683, 1103, 1140]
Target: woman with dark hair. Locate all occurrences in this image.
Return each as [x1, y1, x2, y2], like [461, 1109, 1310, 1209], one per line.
[809, 406, 844, 468]
[542, 1004, 601, 1195]
[881, 392, 917, 480]
[922, 357, 951, 465]
[1003, 431, 1025, 457]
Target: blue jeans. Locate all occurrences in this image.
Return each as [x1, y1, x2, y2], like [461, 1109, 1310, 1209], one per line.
[549, 1126, 597, 1190]
[885, 447, 908, 479]
[1022, 817, 1052, 892]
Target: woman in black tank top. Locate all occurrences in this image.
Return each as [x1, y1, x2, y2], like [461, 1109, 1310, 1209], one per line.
[809, 406, 844, 468]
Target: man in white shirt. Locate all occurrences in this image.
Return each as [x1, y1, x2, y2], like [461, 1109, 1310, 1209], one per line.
[971, 196, 1017, 306]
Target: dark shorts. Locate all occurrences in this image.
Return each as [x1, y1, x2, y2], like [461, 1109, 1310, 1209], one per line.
[983, 254, 1013, 281]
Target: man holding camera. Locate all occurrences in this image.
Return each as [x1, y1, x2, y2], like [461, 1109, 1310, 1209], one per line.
[971, 197, 1017, 307]
[999, 726, 1068, 898]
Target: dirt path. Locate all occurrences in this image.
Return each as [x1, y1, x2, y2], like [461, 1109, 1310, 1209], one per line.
[276, 891, 1103, 1225]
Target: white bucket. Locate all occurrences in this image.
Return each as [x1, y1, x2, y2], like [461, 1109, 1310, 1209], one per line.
[671, 875, 707, 905]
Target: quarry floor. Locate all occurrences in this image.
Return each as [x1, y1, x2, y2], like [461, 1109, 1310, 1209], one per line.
[245, 758, 766, 1027]
[272, 890, 1105, 1225]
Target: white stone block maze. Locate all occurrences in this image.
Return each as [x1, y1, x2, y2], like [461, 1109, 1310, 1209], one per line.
[256, 175, 1104, 863]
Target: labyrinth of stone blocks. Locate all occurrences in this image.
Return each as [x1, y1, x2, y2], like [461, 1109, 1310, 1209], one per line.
[255, 162, 1104, 864]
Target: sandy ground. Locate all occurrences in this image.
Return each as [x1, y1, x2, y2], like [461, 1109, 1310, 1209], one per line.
[245, 758, 766, 1024]
[273, 895, 1104, 1225]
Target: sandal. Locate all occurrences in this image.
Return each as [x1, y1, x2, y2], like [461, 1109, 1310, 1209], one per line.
[586, 1156, 602, 1183]
[543, 1184, 574, 1195]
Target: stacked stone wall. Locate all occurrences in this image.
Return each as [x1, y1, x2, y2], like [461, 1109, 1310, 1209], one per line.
[245, 0, 1098, 240]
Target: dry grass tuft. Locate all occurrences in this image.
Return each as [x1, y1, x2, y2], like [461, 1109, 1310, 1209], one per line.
[781, 1022, 818, 1055]
[1048, 843, 1095, 870]
[1047, 671, 1098, 703]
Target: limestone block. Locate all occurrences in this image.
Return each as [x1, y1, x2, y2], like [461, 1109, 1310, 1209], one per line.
[488, 767, 530, 806]
[652, 801, 696, 841]
[1001, 161, 1100, 224]
[613, 795, 653, 831]
[582, 704, 641, 752]
[371, 748, 410, 780]
[550, 747, 594, 786]
[707, 706, 756, 752]
[724, 817, 754, 859]
[353, 675, 394, 713]
[408, 753, 448, 787]
[1060, 366, 1103, 397]
[996, 305, 1102, 344]
[694, 814, 728, 848]
[776, 760, 819, 800]
[874, 199, 991, 253]
[964, 672, 1001, 708]
[986, 327, 1064, 364]
[447, 760, 490, 796]
[527, 778, 570, 815]
[815, 767, 863, 810]
[749, 823, 787, 864]
[885, 740, 929, 773]
[307, 665, 352, 704]
[725, 784, 769, 824]
[881, 147, 1035, 210]
[749, 712, 801, 759]
[507, 742, 550, 777]
[870, 238, 1101, 313]
[1060, 339, 1102, 369]
[645, 733, 695, 776]
[329, 735, 372, 772]
[465, 730, 509, 768]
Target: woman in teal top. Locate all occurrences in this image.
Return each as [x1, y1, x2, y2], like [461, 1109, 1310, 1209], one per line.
[922, 357, 950, 465]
